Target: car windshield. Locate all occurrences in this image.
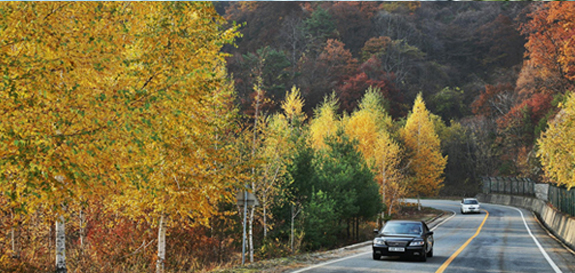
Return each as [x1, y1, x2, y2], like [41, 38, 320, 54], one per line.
[463, 199, 478, 204]
[382, 223, 422, 235]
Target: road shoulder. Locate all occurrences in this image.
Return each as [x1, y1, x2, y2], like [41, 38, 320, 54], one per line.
[210, 208, 451, 273]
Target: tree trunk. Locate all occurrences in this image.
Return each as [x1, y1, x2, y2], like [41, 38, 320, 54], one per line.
[49, 224, 52, 259]
[290, 204, 294, 253]
[289, 204, 300, 254]
[346, 219, 350, 239]
[263, 192, 267, 239]
[388, 188, 398, 216]
[241, 191, 248, 265]
[79, 208, 85, 249]
[381, 156, 387, 219]
[248, 206, 255, 263]
[10, 212, 20, 258]
[355, 218, 359, 242]
[417, 195, 421, 211]
[11, 226, 15, 256]
[249, 75, 262, 264]
[10, 226, 19, 258]
[156, 215, 166, 273]
[352, 218, 355, 241]
[55, 215, 67, 273]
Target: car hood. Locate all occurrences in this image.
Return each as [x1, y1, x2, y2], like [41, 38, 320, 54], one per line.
[377, 234, 419, 240]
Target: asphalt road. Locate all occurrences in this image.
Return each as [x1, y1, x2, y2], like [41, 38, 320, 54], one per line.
[290, 199, 575, 273]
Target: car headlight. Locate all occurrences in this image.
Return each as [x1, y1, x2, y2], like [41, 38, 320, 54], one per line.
[409, 240, 424, 247]
[373, 238, 386, 245]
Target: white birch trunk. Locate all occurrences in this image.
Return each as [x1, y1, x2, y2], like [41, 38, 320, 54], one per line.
[79, 208, 85, 249]
[55, 215, 67, 273]
[10, 211, 19, 258]
[248, 78, 261, 265]
[11, 227, 15, 255]
[10, 226, 18, 258]
[290, 204, 301, 253]
[417, 195, 421, 211]
[388, 188, 398, 216]
[156, 215, 166, 273]
[248, 206, 255, 263]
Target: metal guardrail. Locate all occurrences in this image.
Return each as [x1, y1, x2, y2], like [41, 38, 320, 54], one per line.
[548, 184, 575, 217]
[482, 176, 574, 217]
[481, 176, 535, 197]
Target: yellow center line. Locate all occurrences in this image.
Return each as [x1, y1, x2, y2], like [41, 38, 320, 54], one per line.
[435, 209, 489, 273]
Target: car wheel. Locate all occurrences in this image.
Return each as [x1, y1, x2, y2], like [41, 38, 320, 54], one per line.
[419, 251, 427, 262]
[373, 253, 381, 260]
[427, 247, 433, 258]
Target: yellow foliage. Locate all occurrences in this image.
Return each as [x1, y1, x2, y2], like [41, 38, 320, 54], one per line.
[309, 93, 340, 150]
[281, 86, 307, 126]
[400, 94, 447, 197]
[537, 92, 575, 189]
[343, 88, 403, 212]
[0, 2, 241, 228]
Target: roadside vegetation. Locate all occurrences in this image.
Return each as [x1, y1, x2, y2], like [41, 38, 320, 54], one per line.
[1, 2, 575, 272]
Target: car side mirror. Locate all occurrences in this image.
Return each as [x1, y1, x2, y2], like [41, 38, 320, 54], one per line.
[427, 231, 434, 236]
[373, 229, 379, 234]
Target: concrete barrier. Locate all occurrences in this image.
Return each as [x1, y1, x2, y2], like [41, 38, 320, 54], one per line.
[476, 193, 575, 252]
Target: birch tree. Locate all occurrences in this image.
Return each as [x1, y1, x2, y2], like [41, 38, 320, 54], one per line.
[0, 3, 147, 269]
[343, 87, 403, 220]
[0, 2, 240, 271]
[259, 87, 306, 238]
[538, 92, 575, 189]
[106, 3, 241, 271]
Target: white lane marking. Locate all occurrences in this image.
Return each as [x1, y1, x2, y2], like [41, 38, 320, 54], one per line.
[290, 251, 370, 273]
[488, 203, 562, 273]
[291, 208, 457, 273]
[430, 209, 456, 231]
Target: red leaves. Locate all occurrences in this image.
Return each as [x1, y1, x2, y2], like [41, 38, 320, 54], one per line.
[336, 72, 392, 114]
[497, 93, 553, 131]
[471, 83, 516, 117]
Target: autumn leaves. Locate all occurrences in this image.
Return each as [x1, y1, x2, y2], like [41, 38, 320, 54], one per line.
[0, 2, 449, 272]
[538, 93, 575, 190]
[0, 2, 240, 271]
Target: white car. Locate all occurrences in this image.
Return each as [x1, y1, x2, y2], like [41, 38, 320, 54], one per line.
[460, 198, 481, 214]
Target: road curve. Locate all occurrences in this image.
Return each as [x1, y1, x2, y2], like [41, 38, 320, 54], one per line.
[290, 199, 575, 273]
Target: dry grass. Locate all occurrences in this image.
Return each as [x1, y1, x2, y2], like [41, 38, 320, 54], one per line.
[209, 204, 444, 273]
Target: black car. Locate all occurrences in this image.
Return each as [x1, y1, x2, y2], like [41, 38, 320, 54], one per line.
[372, 220, 434, 262]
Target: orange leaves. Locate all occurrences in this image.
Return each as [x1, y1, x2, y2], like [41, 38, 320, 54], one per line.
[361, 36, 392, 62]
[521, 2, 575, 88]
[318, 39, 358, 78]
